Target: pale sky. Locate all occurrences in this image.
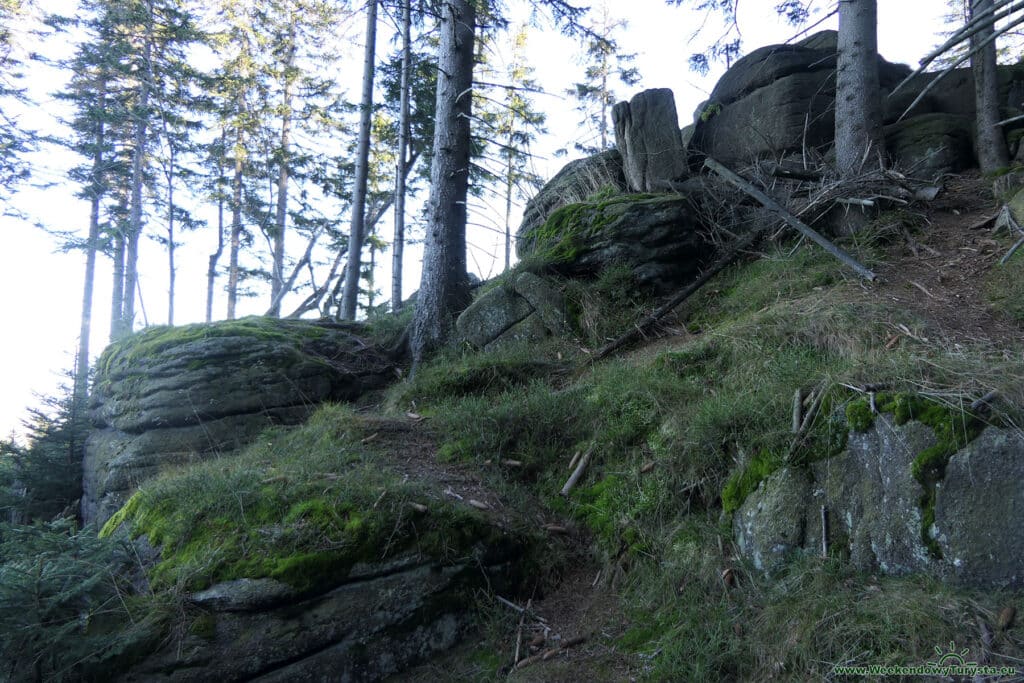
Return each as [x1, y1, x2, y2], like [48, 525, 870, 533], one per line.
[0, 0, 949, 439]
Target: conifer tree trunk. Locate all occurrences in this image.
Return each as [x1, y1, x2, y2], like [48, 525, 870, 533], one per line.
[110, 231, 125, 340]
[835, 0, 883, 177]
[269, 29, 296, 318]
[391, 0, 411, 312]
[227, 123, 244, 320]
[972, 0, 1009, 172]
[340, 0, 379, 320]
[121, 0, 154, 337]
[411, 0, 476, 366]
[166, 141, 176, 326]
[76, 80, 105, 406]
[207, 129, 226, 323]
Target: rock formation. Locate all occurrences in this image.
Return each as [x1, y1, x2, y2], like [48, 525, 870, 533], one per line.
[612, 88, 689, 192]
[83, 317, 397, 524]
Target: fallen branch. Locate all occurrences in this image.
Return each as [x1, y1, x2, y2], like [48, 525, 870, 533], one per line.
[970, 389, 1000, 413]
[1000, 235, 1024, 265]
[515, 636, 587, 669]
[561, 446, 594, 496]
[704, 158, 877, 281]
[786, 383, 827, 462]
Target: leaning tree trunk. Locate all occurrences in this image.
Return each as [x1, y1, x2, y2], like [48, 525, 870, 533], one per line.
[410, 0, 476, 367]
[835, 0, 884, 177]
[392, 0, 412, 312]
[340, 0, 379, 320]
[972, 0, 1009, 172]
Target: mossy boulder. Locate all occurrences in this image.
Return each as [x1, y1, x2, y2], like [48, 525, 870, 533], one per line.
[884, 113, 974, 177]
[518, 193, 711, 291]
[734, 405, 1024, 586]
[515, 149, 627, 257]
[456, 272, 568, 349]
[82, 317, 398, 524]
[733, 467, 812, 573]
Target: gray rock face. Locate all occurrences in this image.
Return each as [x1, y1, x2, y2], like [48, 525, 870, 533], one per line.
[520, 193, 711, 292]
[734, 467, 812, 573]
[612, 88, 689, 192]
[690, 30, 910, 164]
[933, 428, 1024, 587]
[82, 318, 397, 524]
[884, 113, 974, 177]
[734, 416, 1024, 587]
[124, 550, 525, 682]
[809, 418, 937, 575]
[515, 150, 627, 258]
[456, 273, 568, 349]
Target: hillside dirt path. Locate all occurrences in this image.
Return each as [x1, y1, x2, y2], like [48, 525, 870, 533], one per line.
[863, 171, 1021, 348]
[356, 411, 640, 681]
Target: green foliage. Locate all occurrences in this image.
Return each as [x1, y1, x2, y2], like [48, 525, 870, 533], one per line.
[102, 404, 514, 594]
[0, 519, 151, 681]
[721, 449, 782, 514]
[0, 379, 86, 523]
[987, 242, 1024, 321]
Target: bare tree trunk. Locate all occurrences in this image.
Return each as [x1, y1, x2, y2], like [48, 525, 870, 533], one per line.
[227, 123, 244, 320]
[411, 0, 476, 367]
[269, 29, 296, 318]
[972, 0, 1009, 172]
[207, 129, 226, 323]
[340, 0, 379, 320]
[835, 0, 883, 177]
[109, 230, 125, 341]
[76, 81, 105, 405]
[122, 0, 154, 337]
[166, 140, 176, 326]
[392, 0, 411, 312]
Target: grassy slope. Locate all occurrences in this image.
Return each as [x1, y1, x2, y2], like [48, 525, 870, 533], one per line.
[98, 215, 1024, 681]
[386, 232, 1024, 681]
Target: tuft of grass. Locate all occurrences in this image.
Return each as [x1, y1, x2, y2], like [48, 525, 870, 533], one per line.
[101, 404, 521, 594]
[987, 242, 1024, 322]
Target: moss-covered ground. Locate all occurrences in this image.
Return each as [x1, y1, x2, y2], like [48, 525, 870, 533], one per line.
[101, 404, 529, 595]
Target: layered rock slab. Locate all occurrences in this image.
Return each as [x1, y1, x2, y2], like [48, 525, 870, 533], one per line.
[83, 317, 396, 524]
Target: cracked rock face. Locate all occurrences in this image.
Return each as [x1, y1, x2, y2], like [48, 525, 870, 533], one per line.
[82, 318, 397, 525]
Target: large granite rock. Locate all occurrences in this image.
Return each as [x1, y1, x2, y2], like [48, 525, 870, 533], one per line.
[124, 550, 528, 681]
[808, 417, 937, 575]
[515, 150, 627, 258]
[734, 414, 1024, 587]
[83, 318, 397, 524]
[734, 467, 812, 574]
[456, 272, 568, 349]
[933, 428, 1024, 587]
[690, 30, 910, 164]
[612, 88, 689, 192]
[884, 113, 974, 177]
[518, 192, 711, 291]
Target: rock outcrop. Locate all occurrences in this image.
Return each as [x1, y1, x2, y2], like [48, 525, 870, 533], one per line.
[123, 549, 525, 682]
[689, 31, 911, 165]
[83, 317, 396, 524]
[612, 88, 689, 192]
[515, 150, 627, 258]
[456, 272, 568, 349]
[735, 416, 1024, 587]
[518, 192, 711, 291]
